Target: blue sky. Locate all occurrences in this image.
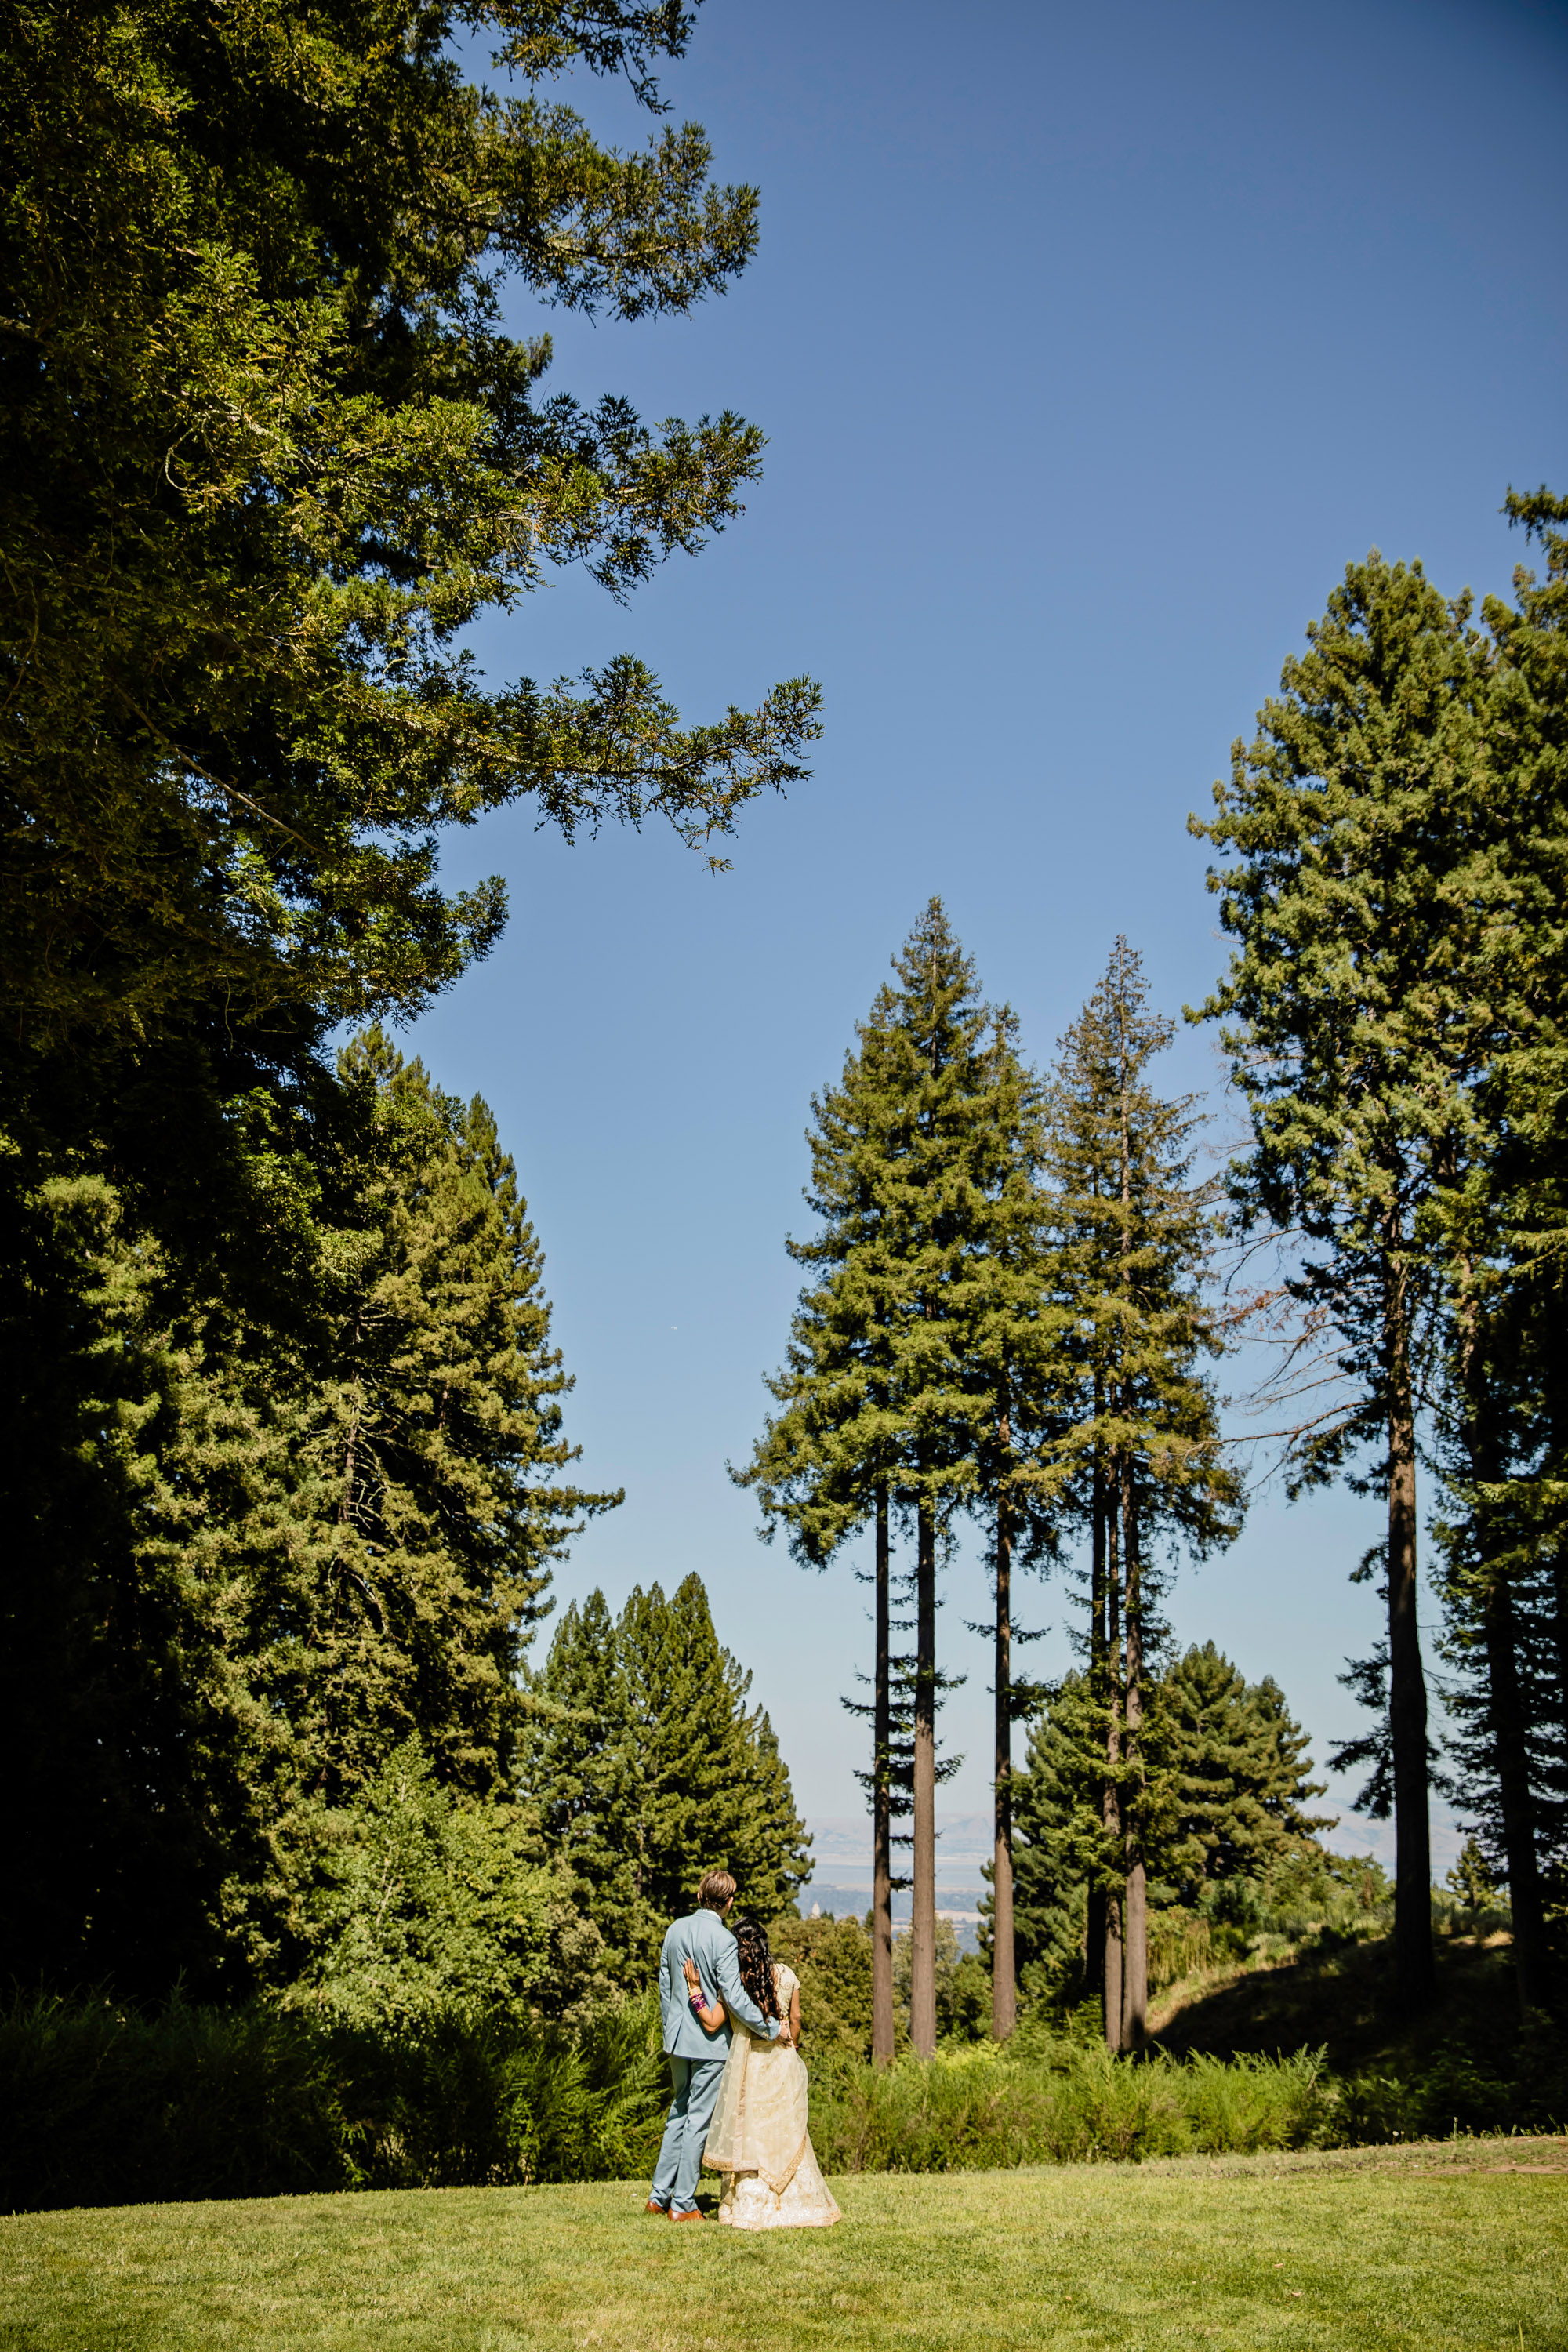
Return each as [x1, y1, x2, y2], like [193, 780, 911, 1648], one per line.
[409, 0, 1568, 1854]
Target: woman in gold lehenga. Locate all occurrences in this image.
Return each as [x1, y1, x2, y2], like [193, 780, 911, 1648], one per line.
[682, 1915, 841, 2230]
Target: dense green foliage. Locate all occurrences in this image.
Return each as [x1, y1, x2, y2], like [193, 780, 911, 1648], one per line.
[0, 0, 819, 2022]
[0, 1987, 672, 2214]
[1008, 1647, 1328, 2002]
[741, 900, 1054, 2053]
[523, 1573, 811, 1978]
[2, 1034, 619, 1999]
[10, 1962, 1565, 2217]
[1192, 496, 1568, 2018]
[1, 0, 819, 1052]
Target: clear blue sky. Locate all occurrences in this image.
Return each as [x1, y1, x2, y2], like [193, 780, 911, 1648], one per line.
[408, 0, 1568, 1856]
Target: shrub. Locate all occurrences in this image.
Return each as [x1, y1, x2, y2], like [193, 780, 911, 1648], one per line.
[804, 2037, 1330, 2173]
[0, 1989, 670, 2213]
[771, 1915, 875, 2057]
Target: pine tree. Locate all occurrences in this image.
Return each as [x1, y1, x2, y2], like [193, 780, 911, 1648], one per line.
[1191, 551, 1497, 2011]
[0, 1029, 614, 1995]
[524, 1575, 811, 1983]
[1146, 1646, 1330, 1901]
[1011, 1650, 1323, 1994]
[1428, 488, 1568, 2018]
[1010, 1670, 1109, 2003]
[0, 1061, 336, 1996]
[522, 1590, 640, 1944]
[2, 0, 820, 1060]
[742, 900, 1017, 2057]
[964, 1014, 1065, 2038]
[736, 984, 908, 2059]
[263, 1031, 620, 1817]
[1042, 941, 1241, 2049]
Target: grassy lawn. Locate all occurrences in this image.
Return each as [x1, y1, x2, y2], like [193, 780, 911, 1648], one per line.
[3, 2142, 1564, 2352]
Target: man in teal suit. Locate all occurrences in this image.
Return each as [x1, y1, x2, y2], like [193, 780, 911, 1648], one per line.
[647, 1868, 784, 2219]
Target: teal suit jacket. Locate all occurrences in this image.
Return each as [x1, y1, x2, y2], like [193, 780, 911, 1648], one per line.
[658, 1907, 780, 2060]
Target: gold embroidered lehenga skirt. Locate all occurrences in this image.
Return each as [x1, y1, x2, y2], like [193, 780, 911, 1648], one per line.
[702, 2025, 841, 2230]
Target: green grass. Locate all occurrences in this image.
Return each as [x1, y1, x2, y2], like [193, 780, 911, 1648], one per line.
[4, 2143, 1564, 2352]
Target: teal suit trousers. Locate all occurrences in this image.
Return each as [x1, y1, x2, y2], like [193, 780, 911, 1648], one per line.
[650, 2054, 728, 2214]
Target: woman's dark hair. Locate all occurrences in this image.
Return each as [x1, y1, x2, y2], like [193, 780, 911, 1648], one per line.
[733, 1914, 781, 2022]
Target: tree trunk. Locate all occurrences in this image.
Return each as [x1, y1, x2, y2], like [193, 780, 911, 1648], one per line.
[1482, 1562, 1548, 2013]
[992, 1466, 1016, 2040]
[872, 1485, 895, 2065]
[1455, 1310, 1550, 2020]
[1121, 1474, 1147, 2052]
[1083, 1430, 1105, 2005]
[1102, 1479, 1123, 2051]
[1385, 1256, 1436, 2011]
[910, 1497, 938, 2057]
[1084, 1886, 1105, 2004]
[1550, 1547, 1568, 1773]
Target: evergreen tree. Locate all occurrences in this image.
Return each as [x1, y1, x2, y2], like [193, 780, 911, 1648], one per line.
[2, 0, 820, 1059]
[736, 984, 908, 2059]
[0, 1033, 612, 1996]
[263, 1031, 619, 1814]
[1011, 1650, 1323, 1995]
[1009, 1671, 1106, 2004]
[1429, 488, 1568, 2016]
[1042, 942, 1240, 2049]
[1145, 1645, 1330, 1902]
[526, 1590, 641, 1941]
[0, 1063, 337, 1997]
[1192, 551, 1498, 2011]
[524, 1574, 811, 1983]
[964, 1012, 1063, 2038]
[742, 900, 1017, 2056]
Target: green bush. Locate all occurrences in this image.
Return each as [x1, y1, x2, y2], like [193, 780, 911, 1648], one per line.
[7, 1980, 1560, 2214]
[805, 2037, 1330, 2172]
[0, 1990, 670, 2213]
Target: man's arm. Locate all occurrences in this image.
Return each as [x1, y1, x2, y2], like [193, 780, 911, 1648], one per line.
[710, 1929, 779, 2038]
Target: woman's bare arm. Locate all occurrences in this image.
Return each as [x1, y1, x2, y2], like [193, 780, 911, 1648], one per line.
[788, 1982, 801, 2046]
[681, 1954, 725, 2031]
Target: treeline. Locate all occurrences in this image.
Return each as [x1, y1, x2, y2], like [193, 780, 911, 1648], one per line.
[744, 505, 1568, 2052]
[1009, 1643, 1344, 2001]
[742, 910, 1242, 2059]
[5, 1006, 808, 2008]
[0, 0, 818, 2006]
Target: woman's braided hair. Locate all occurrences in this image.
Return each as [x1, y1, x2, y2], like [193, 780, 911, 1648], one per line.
[732, 1914, 782, 2022]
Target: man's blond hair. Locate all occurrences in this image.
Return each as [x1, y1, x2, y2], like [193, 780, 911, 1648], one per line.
[699, 1869, 737, 1911]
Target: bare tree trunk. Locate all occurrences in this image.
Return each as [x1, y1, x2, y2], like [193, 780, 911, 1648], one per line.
[992, 1456, 1016, 2039]
[1103, 1482, 1123, 2052]
[911, 1497, 938, 2057]
[1111, 1011, 1137, 2052]
[1454, 1287, 1549, 2019]
[872, 1485, 895, 2064]
[1385, 1252, 1436, 2010]
[1121, 1473, 1147, 2052]
[1083, 1432, 1106, 2005]
[1483, 1563, 1548, 2013]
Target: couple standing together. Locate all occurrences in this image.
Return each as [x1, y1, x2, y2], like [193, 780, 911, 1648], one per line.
[647, 1869, 841, 2229]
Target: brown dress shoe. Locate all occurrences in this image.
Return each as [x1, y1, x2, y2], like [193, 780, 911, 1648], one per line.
[644, 2199, 668, 2214]
[670, 2208, 705, 2222]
